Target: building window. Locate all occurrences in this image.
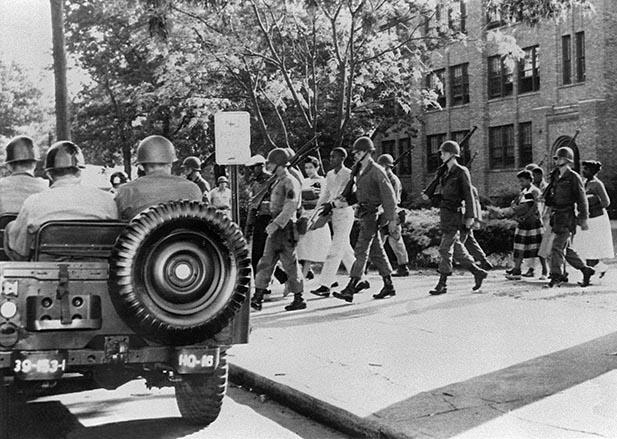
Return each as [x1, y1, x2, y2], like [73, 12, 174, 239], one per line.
[450, 63, 469, 106]
[518, 46, 540, 93]
[449, 0, 467, 33]
[452, 130, 472, 165]
[562, 35, 572, 85]
[381, 139, 396, 159]
[426, 133, 446, 172]
[426, 69, 446, 109]
[489, 124, 515, 169]
[576, 31, 585, 82]
[486, 6, 504, 29]
[398, 138, 412, 176]
[488, 55, 513, 99]
[519, 122, 533, 166]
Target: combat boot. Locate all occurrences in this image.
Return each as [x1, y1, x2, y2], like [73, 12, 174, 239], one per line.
[285, 294, 307, 311]
[578, 266, 595, 287]
[250, 288, 267, 311]
[332, 277, 360, 303]
[545, 273, 566, 288]
[373, 275, 396, 299]
[470, 265, 488, 291]
[429, 274, 448, 295]
[392, 264, 410, 277]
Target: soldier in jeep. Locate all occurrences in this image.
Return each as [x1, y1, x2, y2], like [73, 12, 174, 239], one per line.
[115, 135, 202, 220]
[4, 141, 118, 260]
[0, 136, 48, 214]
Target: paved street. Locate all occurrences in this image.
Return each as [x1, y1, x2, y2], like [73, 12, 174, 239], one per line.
[3, 379, 348, 439]
[231, 265, 617, 438]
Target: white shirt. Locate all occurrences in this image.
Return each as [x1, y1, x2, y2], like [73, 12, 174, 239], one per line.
[209, 186, 232, 210]
[318, 166, 352, 208]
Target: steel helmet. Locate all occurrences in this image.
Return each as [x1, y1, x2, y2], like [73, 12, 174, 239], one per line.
[439, 140, 461, 157]
[110, 171, 128, 186]
[284, 147, 295, 161]
[245, 154, 266, 167]
[553, 146, 574, 162]
[44, 141, 86, 171]
[266, 148, 290, 166]
[352, 136, 375, 152]
[217, 176, 228, 184]
[182, 156, 201, 170]
[5, 136, 38, 164]
[136, 135, 177, 164]
[377, 154, 394, 167]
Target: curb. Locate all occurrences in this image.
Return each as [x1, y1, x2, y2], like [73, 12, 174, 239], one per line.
[229, 363, 411, 439]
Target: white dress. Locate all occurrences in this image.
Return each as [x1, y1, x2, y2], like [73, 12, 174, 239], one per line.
[296, 175, 331, 262]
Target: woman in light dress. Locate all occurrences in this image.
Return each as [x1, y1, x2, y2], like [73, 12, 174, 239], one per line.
[296, 156, 331, 279]
[571, 160, 614, 277]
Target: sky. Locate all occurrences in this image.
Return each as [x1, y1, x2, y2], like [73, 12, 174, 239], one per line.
[0, 0, 86, 102]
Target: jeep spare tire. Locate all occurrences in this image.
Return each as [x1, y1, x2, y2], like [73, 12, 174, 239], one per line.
[109, 201, 251, 344]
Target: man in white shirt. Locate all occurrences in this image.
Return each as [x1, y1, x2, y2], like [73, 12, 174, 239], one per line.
[310, 147, 358, 297]
[209, 176, 232, 215]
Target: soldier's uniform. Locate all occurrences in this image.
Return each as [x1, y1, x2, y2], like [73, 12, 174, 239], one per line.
[187, 171, 210, 195]
[247, 168, 272, 273]
[0, 172, 48, 213]
[544, 148, 594, 286]
[429, 140, 487, 295]
[115, 172, 202, 220]
[380, 160, 410, 276]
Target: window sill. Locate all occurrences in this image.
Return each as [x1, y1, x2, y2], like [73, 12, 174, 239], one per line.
[518, 90, 541, 97]
[558, 82, 585, 90]
[488, 168, 517, 173]
[488, 95, 514, 103]
[450, 103, 470, 109]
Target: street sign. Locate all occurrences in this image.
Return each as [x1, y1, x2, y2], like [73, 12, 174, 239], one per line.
[214, 111, 251, 165]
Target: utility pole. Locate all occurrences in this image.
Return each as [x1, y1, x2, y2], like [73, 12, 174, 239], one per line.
[50, 0, 70, 140]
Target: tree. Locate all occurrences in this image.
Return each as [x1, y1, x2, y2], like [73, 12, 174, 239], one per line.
[0, 61, 45, 138]
[50, 0, 71, 140]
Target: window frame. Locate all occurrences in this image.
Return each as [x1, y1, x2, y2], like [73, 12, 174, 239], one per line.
[426, 133, 446, 173]
[451, 130, 471, 165]
[449, 0, 467, 34]
[426, 69, 447, 109]
[575, 31, 585, 82]
[562, 34, 572, 85]
[518, 45, 540, 94]
[397, 138, 412, 176]
[489, 124, 515, 169]
[518, 122, 533, 166]
[488, 55, 513, 99]
[449, 63, 470, 106]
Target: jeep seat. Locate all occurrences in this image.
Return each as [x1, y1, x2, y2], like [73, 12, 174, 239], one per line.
[33, 220, 128, 261]
[0, 213, 18, 261]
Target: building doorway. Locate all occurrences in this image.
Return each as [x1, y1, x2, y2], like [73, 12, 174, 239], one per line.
[551, 136, 580, 173]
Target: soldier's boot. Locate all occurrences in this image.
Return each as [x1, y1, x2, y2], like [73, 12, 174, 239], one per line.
[545, 273, 566, 288]
[470, 264, 488, 291]
[373, 275, 396, 299]
[250, 288, 267, 311]
[392, 264, 410, 277]
[356, 279, 371, 293]
[578, 266, 595, 287]
[285, 294, 307, 311]
[332, 277, 360, 303]
[429, 274, 449, 295]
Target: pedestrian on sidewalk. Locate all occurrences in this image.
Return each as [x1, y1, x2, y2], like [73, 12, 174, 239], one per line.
[422, 140, 488, 295]
[571, 160, 613, 278]
[209, 176, 232, 216]
[377, 154, 411, 277]
[251, 148, 306, 311]
[310, 147, 357, 297]
[543, 146, 595, 288]
[296, 156, 331, 279]
[464, 186, 493, 271]
[496, 170, 544, 280]
[332, 137, 399, 302]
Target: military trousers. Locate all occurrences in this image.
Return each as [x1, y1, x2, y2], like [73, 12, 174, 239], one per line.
[438, 228, 476, 275]
[550, 230, 585, 276]
[255, 223, 303, 294]
[464, 229, 489, 264]
[384, 224, 409, 265]
[250, 214, 271, 273]
[350, 213, 392, 278]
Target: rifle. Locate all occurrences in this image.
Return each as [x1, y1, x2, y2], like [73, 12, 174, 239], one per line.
[392, 146, 414, 167]
[543, 128, 581, 205]
[340, 152, 369, 206]
[422, 125, 478, 200]
[248, 134, 320, 212]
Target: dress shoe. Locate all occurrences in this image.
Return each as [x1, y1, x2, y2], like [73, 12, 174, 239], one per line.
[356, 280, 370, 292]
[579, 267, 595, 287]
[521, 268, 535, 278]
[545, 274, 566, 288]
[332, 291, 354, 302]
[310, 285, 330, 297]
[505, 268, 521, 281]
[285, 297, 307, 311]
[392, 265, 410, 277]
[373, 285, 396, 299]
[429, 274, 448, 295]
[472, 267, 488, 291]
[250, 288, 267, 311]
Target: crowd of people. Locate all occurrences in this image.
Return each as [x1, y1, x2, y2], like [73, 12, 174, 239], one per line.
[0, 133, 612, 312]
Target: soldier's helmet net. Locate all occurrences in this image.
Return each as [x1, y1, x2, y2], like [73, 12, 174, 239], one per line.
[377, 154, 394, 167]
[553, 146, 574, 162]
[182, 156, 201, 170]
[352, 136, 375, 152]
[439, 140, 461, 157]
[136, 135, 177, 164]
[5, 136, 38, 164]
[45, 141, 86, 171]
[267, 148, 290, 166]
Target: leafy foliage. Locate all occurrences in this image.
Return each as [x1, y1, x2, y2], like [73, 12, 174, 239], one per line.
[0, 61, 45, 138]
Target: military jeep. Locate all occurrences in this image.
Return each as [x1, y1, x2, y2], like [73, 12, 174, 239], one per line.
[0, 201, 251, 434]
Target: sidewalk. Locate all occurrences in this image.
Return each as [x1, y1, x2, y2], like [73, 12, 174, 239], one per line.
[229, 267, 617, 438]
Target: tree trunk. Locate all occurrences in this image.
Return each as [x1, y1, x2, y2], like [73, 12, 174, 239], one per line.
[50, 0, 70, 140]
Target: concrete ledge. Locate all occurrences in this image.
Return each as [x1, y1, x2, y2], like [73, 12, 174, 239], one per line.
[229, 363, 412, 439]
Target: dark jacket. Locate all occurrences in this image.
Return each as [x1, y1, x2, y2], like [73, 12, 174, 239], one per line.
[355, 160, 397, 221]
[438, 162, 476, 231]
[544, 167, 588, 233]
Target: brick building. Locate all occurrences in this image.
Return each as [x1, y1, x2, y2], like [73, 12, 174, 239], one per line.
[374, 0, 617, 211]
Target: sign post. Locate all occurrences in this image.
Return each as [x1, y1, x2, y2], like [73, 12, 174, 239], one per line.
[214, 112, 251, 225]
